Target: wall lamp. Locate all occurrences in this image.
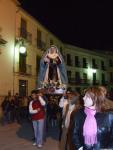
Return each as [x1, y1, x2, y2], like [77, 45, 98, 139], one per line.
[15, 38, 26, 54]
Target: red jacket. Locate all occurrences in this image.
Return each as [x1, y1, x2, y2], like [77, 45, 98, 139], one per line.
[31, 100, 45, 121]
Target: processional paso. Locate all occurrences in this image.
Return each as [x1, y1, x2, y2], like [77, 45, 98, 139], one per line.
[37, 45, 68, 94]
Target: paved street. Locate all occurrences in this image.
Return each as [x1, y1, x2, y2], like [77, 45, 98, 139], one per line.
[0, 121, 60, 150]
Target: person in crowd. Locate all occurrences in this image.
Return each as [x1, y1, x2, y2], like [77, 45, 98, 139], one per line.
[1, 96, 11, 125]
[47, 97, 59, 128]
[37, 45, 68, 88]
[98, 86, 113, 110]
[60, 89, 80, 150]
[9, 96, 16, 122]
[72, 86, 113, 150]
[36, 88, 47, 143]
[29, 89, 46, 148]
[59, 92, 68, 141]
[14, 93, 21, 123]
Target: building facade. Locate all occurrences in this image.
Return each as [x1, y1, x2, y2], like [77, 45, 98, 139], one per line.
[0, 0, 19, 96]
[0, 0, 113, 98]
[63, 44, 113, 93]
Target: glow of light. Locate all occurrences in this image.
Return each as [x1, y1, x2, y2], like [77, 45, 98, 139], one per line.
[19, 46, 26, 54]
[92, 69, 96, 73]
[87, 68, 97, 79]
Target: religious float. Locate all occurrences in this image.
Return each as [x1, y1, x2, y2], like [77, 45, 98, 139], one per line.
[37, 45, 68, 102]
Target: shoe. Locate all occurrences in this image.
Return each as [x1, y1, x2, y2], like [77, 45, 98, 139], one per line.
[32, 142, 36, 146]
[37, 144, 43, 148]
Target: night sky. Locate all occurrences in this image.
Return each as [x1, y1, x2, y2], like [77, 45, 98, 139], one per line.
[19, 0, 113, 51]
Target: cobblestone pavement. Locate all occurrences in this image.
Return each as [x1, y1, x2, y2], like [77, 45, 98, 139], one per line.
[0, 121, 60, 150]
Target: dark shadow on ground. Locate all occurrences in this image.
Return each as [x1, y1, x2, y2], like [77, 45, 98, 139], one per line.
[46, 126, 59, 140]
[16, 119, 60, 142]
[16, 119, 34, 141]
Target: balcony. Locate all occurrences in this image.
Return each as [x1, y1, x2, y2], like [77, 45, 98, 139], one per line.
[68, 78, 75, 85]
[75, 62, 81, 67]
[83, 63, 88, 68]
[101, 80, 108, 86]
[67, 60, 72, 66]
[18, 28, 32, 43]
[68, 78, 90, 85]
[92, 64, 98, 69]
[101, 65, 106, 71]
[92, 80, 100, 85]
[80, 79, 90, 85]
[15, 63, 32, 76]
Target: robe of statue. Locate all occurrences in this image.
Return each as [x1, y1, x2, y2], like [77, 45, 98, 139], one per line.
[37, 45, 68, 88]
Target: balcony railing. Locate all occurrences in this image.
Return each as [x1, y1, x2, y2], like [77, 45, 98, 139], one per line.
[68, 78, 75, 84]
[92, 64, 98, 69]
[92, 80, 100, 85]
[80, 79, 90, 85]
[101, 81, 108, 86]
[101, 66, 106, 71]
[15, 63, 32, 75]
[75, 62, 81, 67]
[68, 78, 90, 85]
[67, 60, 72, 66]
[83, 63, 88, 68]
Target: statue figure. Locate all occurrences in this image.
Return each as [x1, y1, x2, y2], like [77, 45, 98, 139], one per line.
[37, 45, 68, 89]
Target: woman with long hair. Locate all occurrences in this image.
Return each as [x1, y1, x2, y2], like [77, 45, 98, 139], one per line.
[72, 86, 113, 150]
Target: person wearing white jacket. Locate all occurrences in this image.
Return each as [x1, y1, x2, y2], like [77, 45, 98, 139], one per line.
[60, 90, 80, 150]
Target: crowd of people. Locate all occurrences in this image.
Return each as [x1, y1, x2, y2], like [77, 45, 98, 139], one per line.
[1, 86, 113, 149]
[1, 93, 30, 124]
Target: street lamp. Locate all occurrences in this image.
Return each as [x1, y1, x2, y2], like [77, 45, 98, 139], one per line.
[19, 44, 26, 54]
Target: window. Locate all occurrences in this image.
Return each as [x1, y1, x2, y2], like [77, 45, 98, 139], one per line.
[19, 80, 28, 96]
[109, 59, 113, 67]
[75, 56, 80, 67]
[83, 73, 87, 80]
[101, 73, 105, 85]
[101, 60, 105, 70]
[67, 54, 72, 66]
[20, 18, 27, 39]
[19, 53, 26, 73]
[93, 73, 96, 85]
[37, 29, 41, 48]
[92, 58, 98, 69]
[83, 58, 88, 68]
[60, 46, 63, 54]
[110, 72, 113, 82]
[75, 72, 80, 83]
[67, 70, 71, 78]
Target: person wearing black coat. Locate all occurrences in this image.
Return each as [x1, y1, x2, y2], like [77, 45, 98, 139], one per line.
[72, 86, 113, 150]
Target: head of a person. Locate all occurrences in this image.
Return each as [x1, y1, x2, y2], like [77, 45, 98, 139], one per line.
[66, 89, 79, 101]
[66, 90, 74, 99]
[36, 88, 44, 97]
[31, 90, 37, 100]
[83, 86, 106, 112]
[49, 45, 57, 54]
[98, 86, 107, 97]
